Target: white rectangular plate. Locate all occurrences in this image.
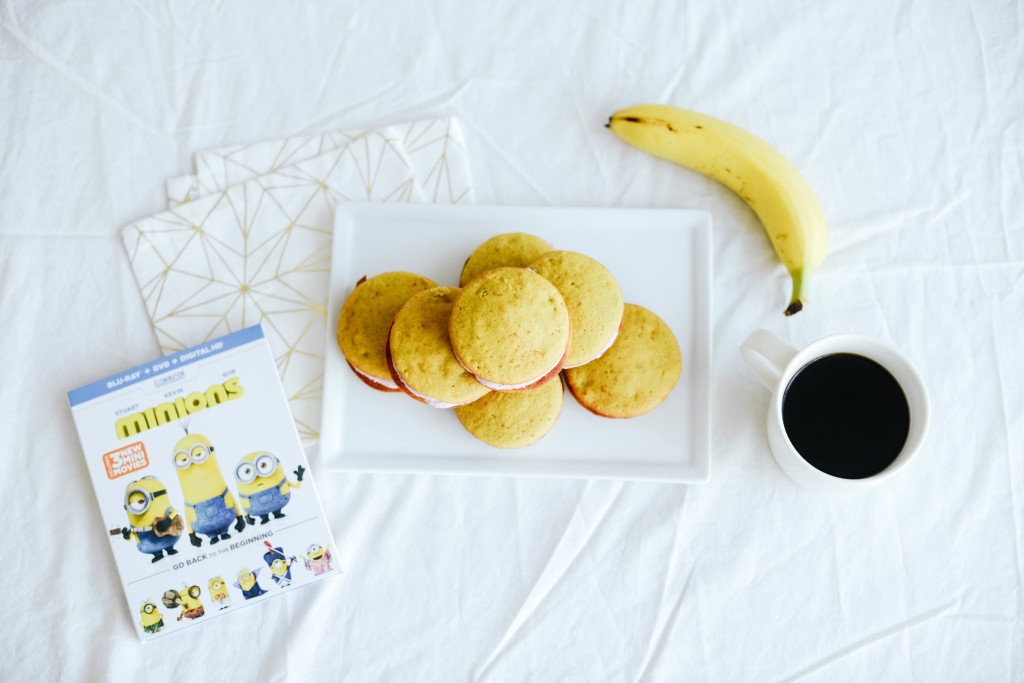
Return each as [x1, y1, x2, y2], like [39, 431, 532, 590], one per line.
[320, 204, 712, 483]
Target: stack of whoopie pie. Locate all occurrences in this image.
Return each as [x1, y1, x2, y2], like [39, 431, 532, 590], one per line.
[336, 232, 682, 449]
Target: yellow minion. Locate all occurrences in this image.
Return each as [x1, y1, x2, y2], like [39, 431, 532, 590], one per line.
[178, 585, 204, 621]
[234, 567, 267, 600]
[139, 601, 164, 634]
[114, 476, 182, 563]
[234, 452, 305, 525]
[172, 433, 246, 546]
[161, 585, 205, 621]
[208, 577, 230, 610]
[262, 541, 297, 587]
[302, 543, 334, 575]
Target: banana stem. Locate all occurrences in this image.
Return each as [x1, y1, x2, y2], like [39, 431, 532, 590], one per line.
[785, 269, 805, 316]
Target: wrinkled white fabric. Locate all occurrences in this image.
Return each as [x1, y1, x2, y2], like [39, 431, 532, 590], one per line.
[0, 1, 1021, 681]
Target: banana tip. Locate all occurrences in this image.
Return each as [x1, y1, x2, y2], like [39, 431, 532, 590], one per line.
[784, 300, 804, 316]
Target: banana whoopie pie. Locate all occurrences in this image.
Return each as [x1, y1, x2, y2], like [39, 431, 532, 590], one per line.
[459, 232, 553, 286]
[448, 267, 571, 392]
[455, 376, 564, 448]
[386, 286, 491, 408]
[337, 271, 437, 391]
[528, 250, 624, 368]
[564, 304, 681, 418]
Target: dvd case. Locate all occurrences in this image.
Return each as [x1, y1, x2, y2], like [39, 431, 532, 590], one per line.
[68, 325, 337, 640]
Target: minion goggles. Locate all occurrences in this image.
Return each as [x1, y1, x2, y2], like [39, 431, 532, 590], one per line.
[173, 443, 213, 470]
[124, 486, 167, 513]
[234, 453, 279, 483]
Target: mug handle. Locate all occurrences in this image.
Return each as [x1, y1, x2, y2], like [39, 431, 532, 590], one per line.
[740, 329, 798, 389]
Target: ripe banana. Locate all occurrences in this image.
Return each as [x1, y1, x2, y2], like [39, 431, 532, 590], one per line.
[607, 104, 827, 315]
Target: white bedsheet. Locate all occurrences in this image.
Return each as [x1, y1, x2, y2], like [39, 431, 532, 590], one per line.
[1, 1, 1021, 680]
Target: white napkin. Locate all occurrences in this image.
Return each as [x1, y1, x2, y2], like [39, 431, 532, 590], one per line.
[166, 116, 474, 208]
[124, 122, 472, 443]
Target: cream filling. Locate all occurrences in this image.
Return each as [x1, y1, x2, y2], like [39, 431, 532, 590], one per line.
[390, 354, 470, 408]
[471, 352, 564, 391]
[562, 326, 620, 369]
[399, 381, 461, 410]
[352, 364, 398, 390]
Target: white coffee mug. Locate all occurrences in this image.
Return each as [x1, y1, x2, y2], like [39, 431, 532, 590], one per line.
[740, 329, 930, 489]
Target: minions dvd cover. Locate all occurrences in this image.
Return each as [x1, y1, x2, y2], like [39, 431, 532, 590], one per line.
[68, 325, 339, 641]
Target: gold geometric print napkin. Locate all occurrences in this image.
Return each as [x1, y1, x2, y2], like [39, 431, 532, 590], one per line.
[123, 131, 432, 443]
[166, 116, 473, 208]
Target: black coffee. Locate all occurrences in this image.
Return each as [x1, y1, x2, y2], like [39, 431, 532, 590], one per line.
[782, 353, 910, 479]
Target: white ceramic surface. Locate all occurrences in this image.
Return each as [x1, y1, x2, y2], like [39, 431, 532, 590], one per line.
[740, 329, 930, 489]
[320, 203, 713, 482]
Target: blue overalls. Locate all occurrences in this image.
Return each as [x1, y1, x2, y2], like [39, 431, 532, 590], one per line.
[187, 488, 236, 537]
[136, 506, 179, 555]
[242, 485, 290, 517]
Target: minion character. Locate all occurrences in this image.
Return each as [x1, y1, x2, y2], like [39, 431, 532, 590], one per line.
[262, 541, 298, 587]
[234, 452, 305, 525]
[139, 601, 164, 634]
[172, 433, 246, 546]
[208, 577, 231, 610]
[112, 477, 182, 563]
[301, 543, 334, 576]
[161, 585, 205, 621]
[234, 567, 267, 600]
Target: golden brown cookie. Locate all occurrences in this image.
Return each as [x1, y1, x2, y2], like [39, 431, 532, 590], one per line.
[460, 233, 553, 286]
[564, 304, 682, 417]
[386, 286, 491, 408]
[528, 251, 624, 367]
[455, 376, 564, 448]
[449, 267, 571, 391]
[337, 272, 437, 391]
